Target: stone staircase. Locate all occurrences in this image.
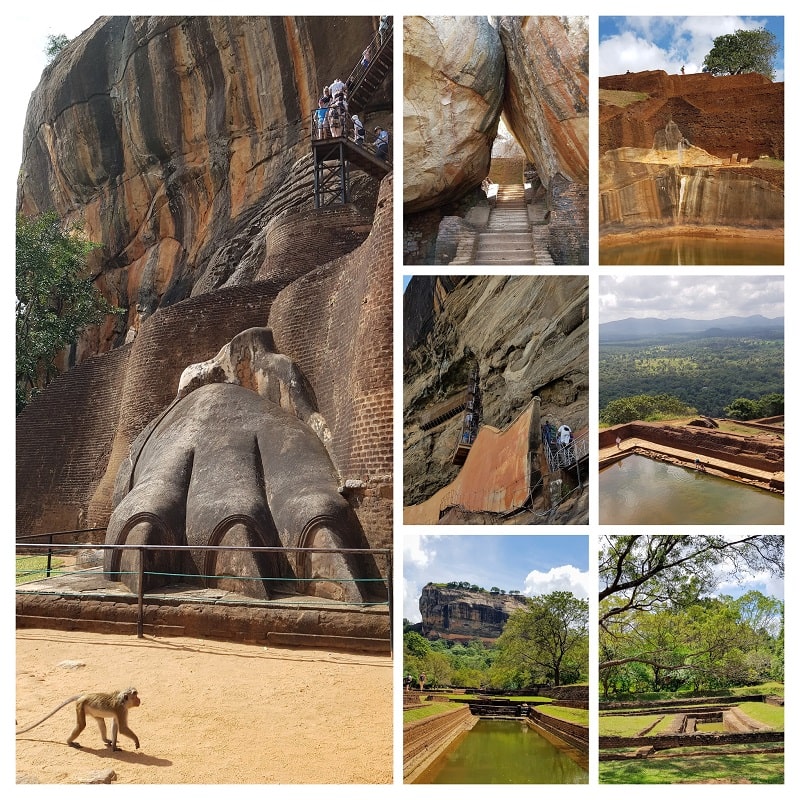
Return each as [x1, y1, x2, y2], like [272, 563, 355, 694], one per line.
[445, 182, 555, 266]
[474, 184, 534, 264]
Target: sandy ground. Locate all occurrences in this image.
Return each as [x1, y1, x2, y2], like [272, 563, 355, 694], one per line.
[16, 629, 393, 785]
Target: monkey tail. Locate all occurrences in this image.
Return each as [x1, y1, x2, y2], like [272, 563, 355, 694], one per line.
[15, 695, 82, 735]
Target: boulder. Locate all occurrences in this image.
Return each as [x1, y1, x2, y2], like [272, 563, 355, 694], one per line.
[403, 16, 505, 213]
[494, 16, 589, 185]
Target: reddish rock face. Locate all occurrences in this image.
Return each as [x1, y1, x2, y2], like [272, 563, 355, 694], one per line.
[18, 16, 391, 359]
[496, 16, 589, 186]
[599, 70, 784, 234]
[419, 584, 529, 643]
[402, 16, 589, 265]
[599, 70, 783, 161]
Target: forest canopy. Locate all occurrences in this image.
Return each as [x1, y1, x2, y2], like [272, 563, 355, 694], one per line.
[599, 535, 784, 696]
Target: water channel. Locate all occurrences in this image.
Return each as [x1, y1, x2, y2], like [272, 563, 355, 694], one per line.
[599, 454, 783, 524]
[413, 719, 588, 784]
[600, 235, 784, 266]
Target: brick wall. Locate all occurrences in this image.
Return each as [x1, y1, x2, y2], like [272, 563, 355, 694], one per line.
[16, 346, 131, 537]
[600, 730, 784, 752]
[258, 203, 373, 282]
[600, 422, 783, 472]
[403, 705, 475, 780]
[269, 173, 393, 489]
[548, 174, 589, 265]
[17, 175, 393, 543]
[88, 282, 282, 524]
[403, 208, 442, 264]
[529, 707, 589, 752]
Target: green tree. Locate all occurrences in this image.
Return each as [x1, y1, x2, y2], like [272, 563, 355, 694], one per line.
[45, 34, 70, 62]
[600, 393, 695, 425]
[423, 651, 453, 688]
[599, 535, 784, 631]
[496, 591, 589, 686]
[599, 536, 784, 690]
[756, 393, 784, 417]
[403, 630, 431, 659]
[702, 28, 779, 81]
[724, 397, 760, 420]
[16, 212, 118, 413]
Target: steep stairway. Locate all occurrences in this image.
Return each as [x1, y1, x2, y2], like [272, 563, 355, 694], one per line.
[474, 184, 537, 265]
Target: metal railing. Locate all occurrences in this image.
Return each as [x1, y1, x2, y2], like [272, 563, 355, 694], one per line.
[16, 536, 392, 644]
[344, 16, 393, 107]
[545, 430, 589, 472]
[311, 111, 391, 164]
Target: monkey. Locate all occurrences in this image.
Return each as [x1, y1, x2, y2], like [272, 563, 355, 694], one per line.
[16, 688, 141, 751]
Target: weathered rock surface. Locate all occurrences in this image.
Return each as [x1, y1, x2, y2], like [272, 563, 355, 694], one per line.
[599, 70, 783, 161]
[403, 275, 588, 509]
[419, 584, 528, 642]
[599, 70, 784, 235]
[403, 16, 504, 213]
[599, 149, 784, 231]
[403, 16, 588, 265]
[16, 18, 394, 568]
[495, 16, 589, 185]
[18, 16, 390, 360]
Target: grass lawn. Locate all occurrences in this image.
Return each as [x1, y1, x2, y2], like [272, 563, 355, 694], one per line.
[600, 712, 671, 737]
[600, 89, 649, 107]
[403, 702, 457, 724]
[537, 705, 589, 725]
[738, 701, 784, 730]
[600, 751, 783, 784]
[16, 556, 63, 585]
[754, 157, 784, 170]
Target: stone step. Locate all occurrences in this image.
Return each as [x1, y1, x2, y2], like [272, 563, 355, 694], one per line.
[475, 256, 538, 265]
[478, 233, 534, 244]
[476, 247, 536, 258]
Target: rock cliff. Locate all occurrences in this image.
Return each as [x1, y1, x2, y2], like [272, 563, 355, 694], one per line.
[18, 16, 391, 362]
[403, 16, 588, 265]
[402, 16, 505, 213]
[403, 275, 588, 521]
[419, 584, 529, 643]
[16, 16, 394, 552]
[599, 70, 783, 235]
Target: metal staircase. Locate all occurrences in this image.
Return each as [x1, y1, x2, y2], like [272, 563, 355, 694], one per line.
[312, 17, 393, 208]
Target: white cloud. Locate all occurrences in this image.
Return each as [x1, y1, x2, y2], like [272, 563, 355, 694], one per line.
[522, 564, 591, 600]
[402, 535, 441, 622]
[403, 534, 437, 568]
[600, 17, 775, 77]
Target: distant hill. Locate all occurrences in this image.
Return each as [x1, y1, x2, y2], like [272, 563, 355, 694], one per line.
[600, 315, 784, 342]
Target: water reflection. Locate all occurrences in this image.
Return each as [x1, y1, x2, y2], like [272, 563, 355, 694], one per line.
[414, 719, 588, 784]
[600, 236, 784, 266]
[599, 454, 783, 524]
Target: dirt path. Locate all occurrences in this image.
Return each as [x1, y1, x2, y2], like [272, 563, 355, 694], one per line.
[16, 629, 393, 784]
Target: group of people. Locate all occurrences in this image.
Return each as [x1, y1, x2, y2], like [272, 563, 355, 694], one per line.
[313, 79, 389, 160]
[542, 420, 572, 449]
[542, 419, 576, 464]
[404, 672, 426, 691]
[315, 79, 349, 139]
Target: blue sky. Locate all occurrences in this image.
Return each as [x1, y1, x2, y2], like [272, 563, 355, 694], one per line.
[599, 16, 784, 80]
[403, 535, 590, 622]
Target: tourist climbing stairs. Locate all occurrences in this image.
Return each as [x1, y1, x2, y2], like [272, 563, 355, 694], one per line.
[346, 19, 393, 113]
[474, 184, 537, 265]
[311, 17, 393, 207]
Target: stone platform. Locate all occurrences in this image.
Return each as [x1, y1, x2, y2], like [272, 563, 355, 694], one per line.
[16, 570, 390, 655]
